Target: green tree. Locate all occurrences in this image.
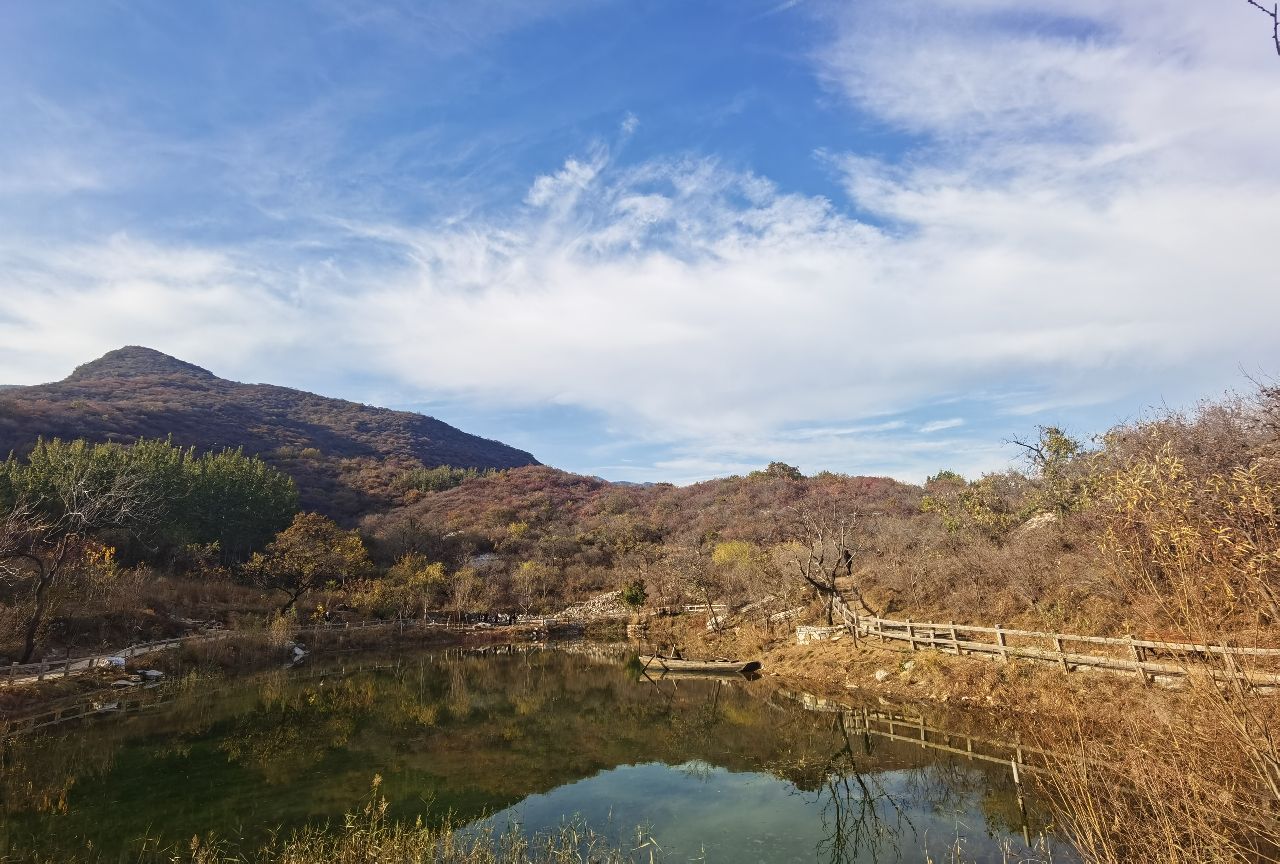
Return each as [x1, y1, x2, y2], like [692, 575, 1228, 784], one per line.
[1013, 425, 1092, 517]
[750, 461, 804, 481]
[356, 553, 447, 619]
[185, 447, 298, 562]
[244, 513, 372, 613]
[620, 578, 647, 608]
[920, 471, 1027, 541]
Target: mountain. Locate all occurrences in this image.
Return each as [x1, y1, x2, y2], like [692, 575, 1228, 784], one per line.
[0, 347, 539, 520]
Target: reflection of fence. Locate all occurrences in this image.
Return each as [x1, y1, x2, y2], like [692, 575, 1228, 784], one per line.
[3, 615, 581, 689]
[781, 689, 1052, 774]
[3, 639, 587, 739]
[0, 658, 407, 739]
[829, 595, 1280, 691]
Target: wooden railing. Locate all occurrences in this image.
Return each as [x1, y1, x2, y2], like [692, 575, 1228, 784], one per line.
[2, 632, 233, 687]
[829, 594, 1280, 690]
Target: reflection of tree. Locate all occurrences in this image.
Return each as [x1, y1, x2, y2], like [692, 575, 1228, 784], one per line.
[770, 710, 916, 864]
[220, 679, 374, 784]
[677, 758, 717, 783]
[819, 712, 916, 864]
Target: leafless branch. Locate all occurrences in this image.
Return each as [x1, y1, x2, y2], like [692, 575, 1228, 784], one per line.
[1246, 0, 1280, 56]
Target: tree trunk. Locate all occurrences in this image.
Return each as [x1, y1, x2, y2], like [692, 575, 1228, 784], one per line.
[20, 543, 67, 664]
[20, 570, 52, 664]
[279, 589, 304, 615]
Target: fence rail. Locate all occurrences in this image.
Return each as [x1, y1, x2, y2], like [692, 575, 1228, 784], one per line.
[829, 594, 1280, 690]
[3, 632, 233, 687]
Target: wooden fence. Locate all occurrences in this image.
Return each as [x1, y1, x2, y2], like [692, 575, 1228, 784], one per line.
[2, 633, 233, 687]
[829, 594, 1280, 691]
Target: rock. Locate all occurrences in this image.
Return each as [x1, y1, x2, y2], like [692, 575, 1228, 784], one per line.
[902, 660, 916, 671]
[548, 590, 632, 622]
[874, 669, 891, 682]
[796, 625, 843, 645]
[104, 656, 127, 668]
[110, 679, 139, 689]
[1016, 511, 1059, 535]
[139, 669, 164, 680]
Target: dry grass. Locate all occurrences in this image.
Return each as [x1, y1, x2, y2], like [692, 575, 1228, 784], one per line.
[35, 777, 659, 864]
[1035, 680, 1280, 863]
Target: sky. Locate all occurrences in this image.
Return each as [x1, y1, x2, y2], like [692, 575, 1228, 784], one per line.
[1, 1, 1278, 484]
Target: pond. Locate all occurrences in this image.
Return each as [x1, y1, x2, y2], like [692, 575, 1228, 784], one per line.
[0, 645, 1070, 862]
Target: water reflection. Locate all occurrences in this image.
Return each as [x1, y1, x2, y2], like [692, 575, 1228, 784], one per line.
[0, 646, 1066, 862]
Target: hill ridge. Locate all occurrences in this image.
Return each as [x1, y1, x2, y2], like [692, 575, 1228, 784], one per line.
[0, 347, 539, 521]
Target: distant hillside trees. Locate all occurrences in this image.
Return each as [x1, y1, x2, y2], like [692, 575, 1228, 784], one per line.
[0, 438, 297, 660]
[107, 437, 300, 563]
[396, 465, 493, 495]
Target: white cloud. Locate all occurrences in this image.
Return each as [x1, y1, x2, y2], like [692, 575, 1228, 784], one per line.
[1, 2, 1276, 482]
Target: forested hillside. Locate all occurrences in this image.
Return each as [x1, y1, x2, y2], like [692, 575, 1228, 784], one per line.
[0, 347, 539, 520]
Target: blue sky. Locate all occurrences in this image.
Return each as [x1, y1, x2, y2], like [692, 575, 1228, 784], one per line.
[2, 1, 1278, 483]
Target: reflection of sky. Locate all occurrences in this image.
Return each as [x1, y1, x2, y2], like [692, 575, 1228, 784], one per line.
[485, 761, 1024, 864]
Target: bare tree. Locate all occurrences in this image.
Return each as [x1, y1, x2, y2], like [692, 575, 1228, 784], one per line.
[663, 544, 726, 630]
[0, 464, 149, 662]
[785, 508, 875, 625]
[1246, 0, 1280, 56]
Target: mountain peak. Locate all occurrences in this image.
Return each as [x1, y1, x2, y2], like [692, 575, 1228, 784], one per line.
[65, 346, 218, 382]
[3, 346, 539, 521]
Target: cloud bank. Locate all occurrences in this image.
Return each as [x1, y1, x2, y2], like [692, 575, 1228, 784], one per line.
[1, 1, 1276, 483]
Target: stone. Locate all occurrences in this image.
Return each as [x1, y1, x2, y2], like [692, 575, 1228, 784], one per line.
[874, 669, 891, 682]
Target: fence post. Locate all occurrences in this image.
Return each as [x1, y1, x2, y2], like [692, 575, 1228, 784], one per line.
[1128, 635, 1149, 686]
[949, 621, 960, 656]
[8, 662, 15, 686]
[906, 619, 916, 652]
[38, 659, 47, 681]
[63, 649, 71, 678]
[1053, 635, 1069, 672]
[996, 625, 1009, 663]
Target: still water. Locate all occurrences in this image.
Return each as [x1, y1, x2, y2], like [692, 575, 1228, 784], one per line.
[0, 646, 1066, 862]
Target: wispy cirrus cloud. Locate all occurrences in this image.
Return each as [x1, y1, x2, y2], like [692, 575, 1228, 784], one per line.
[0, 1, 1275, 483]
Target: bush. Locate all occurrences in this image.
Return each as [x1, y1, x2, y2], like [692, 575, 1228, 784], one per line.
[620, 579, 647, 608]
